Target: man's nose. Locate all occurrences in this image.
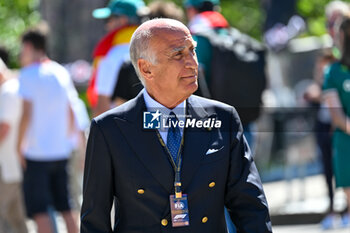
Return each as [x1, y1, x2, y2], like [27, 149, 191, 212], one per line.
[185, 52, 198, 69]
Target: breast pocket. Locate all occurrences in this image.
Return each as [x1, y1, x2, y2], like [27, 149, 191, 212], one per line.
[201, 146, 226, 164]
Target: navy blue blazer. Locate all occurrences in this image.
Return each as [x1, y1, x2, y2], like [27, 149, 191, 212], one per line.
[81, 91, 272, 233]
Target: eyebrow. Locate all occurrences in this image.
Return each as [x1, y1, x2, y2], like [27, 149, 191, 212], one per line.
[171, 41, 197, 53]
[172, 46, 186, 53]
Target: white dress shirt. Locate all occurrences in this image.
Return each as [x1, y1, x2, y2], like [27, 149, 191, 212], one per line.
[143, 89, 186, 144]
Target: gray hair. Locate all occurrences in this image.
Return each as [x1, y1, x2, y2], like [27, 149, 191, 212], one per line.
[130, 24, 157, 85]
[130, 18, 189, 85]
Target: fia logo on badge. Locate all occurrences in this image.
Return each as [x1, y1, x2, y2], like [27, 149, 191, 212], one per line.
[175, 201, 185, 210]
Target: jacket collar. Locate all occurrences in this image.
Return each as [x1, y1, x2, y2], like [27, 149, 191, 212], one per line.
[113, 91, 213, 193]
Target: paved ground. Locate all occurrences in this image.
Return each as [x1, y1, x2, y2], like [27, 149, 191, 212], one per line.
[28, 221, 350, 233]
[273, 224, 350, 233]
[26, 174, 348, 232]
[264, 175, 347, 217]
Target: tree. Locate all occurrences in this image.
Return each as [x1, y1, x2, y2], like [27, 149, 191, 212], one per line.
[144, 0, 264, 39]
[2, 0, 342, 66]
[0, 0, 40, 67]
[297, 0, 343, 37]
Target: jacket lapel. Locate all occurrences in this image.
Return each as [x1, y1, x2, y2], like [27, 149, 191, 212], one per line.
[181, 96, 214, 192]
[113, 92, 174, 193]
[113, 93, 215, 194]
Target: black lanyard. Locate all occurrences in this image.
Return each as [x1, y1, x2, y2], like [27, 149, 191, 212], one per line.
[156, 129, 185, 198]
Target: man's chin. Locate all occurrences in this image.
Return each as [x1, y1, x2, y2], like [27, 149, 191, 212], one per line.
[188, 80, 198, 94]
[183, 82, 198, 98]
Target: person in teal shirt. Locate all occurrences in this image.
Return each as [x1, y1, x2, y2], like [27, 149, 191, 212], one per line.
[184, 1, 238, 233]
[184, 0, 228, 87]
[323, 16, 350, 227]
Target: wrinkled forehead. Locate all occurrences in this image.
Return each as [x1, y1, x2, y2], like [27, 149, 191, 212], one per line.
[133, 19, 196, 56]
[138, 19, 193, 42]
[150, 27, 195, 50]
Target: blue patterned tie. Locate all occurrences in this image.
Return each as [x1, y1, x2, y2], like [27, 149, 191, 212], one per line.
[167, 112, 182, 162]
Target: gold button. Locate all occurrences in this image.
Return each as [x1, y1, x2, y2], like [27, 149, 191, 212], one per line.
[161, 219, 168, 226]
[202, 216, 208, 223]
[137, 189, 145, 194]
[207, 127, 212, 131]
[209, 182, 216, 188]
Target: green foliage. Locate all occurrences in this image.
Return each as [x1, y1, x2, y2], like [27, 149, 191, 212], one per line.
[145, 0, 350, 40]
[297, 0, 350, 36]
[3, 0, 348, 66]
[220, 0, 263, 40]
[297, 0, 328, 36]
[0, 0, 40, 67]
[144, 0, 264, 39]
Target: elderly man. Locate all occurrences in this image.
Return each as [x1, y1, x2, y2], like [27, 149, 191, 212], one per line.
[81, 18, 272, 233]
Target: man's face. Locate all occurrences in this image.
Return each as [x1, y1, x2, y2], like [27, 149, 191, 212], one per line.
[186, 7, 198, 21]
[105, 15, 128, 32]
[19, 42, 35, 67]
[146, 27, 198, 107]
[327, 11, 343, 41]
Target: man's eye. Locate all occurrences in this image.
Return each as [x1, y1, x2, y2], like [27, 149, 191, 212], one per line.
[174, 53, 182, 58]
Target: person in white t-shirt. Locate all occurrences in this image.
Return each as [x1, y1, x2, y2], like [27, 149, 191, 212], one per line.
[17, 30, 78, 233]
[0, 54, 28, 233]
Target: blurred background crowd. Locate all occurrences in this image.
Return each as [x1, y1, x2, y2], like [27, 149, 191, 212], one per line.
[1, 0, 350, 232]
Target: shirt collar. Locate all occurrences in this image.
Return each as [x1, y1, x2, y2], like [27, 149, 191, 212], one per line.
[143, 89, 186, 121]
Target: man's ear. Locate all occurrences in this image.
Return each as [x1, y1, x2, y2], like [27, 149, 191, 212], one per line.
[138, 59, 152, 80]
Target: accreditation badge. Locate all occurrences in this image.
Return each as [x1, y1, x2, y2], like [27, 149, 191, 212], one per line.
[169, 194, 190, 227]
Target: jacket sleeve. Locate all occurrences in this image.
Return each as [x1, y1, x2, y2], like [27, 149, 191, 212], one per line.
[225, 109, 272, 233]
[81, 119, 115, 233]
